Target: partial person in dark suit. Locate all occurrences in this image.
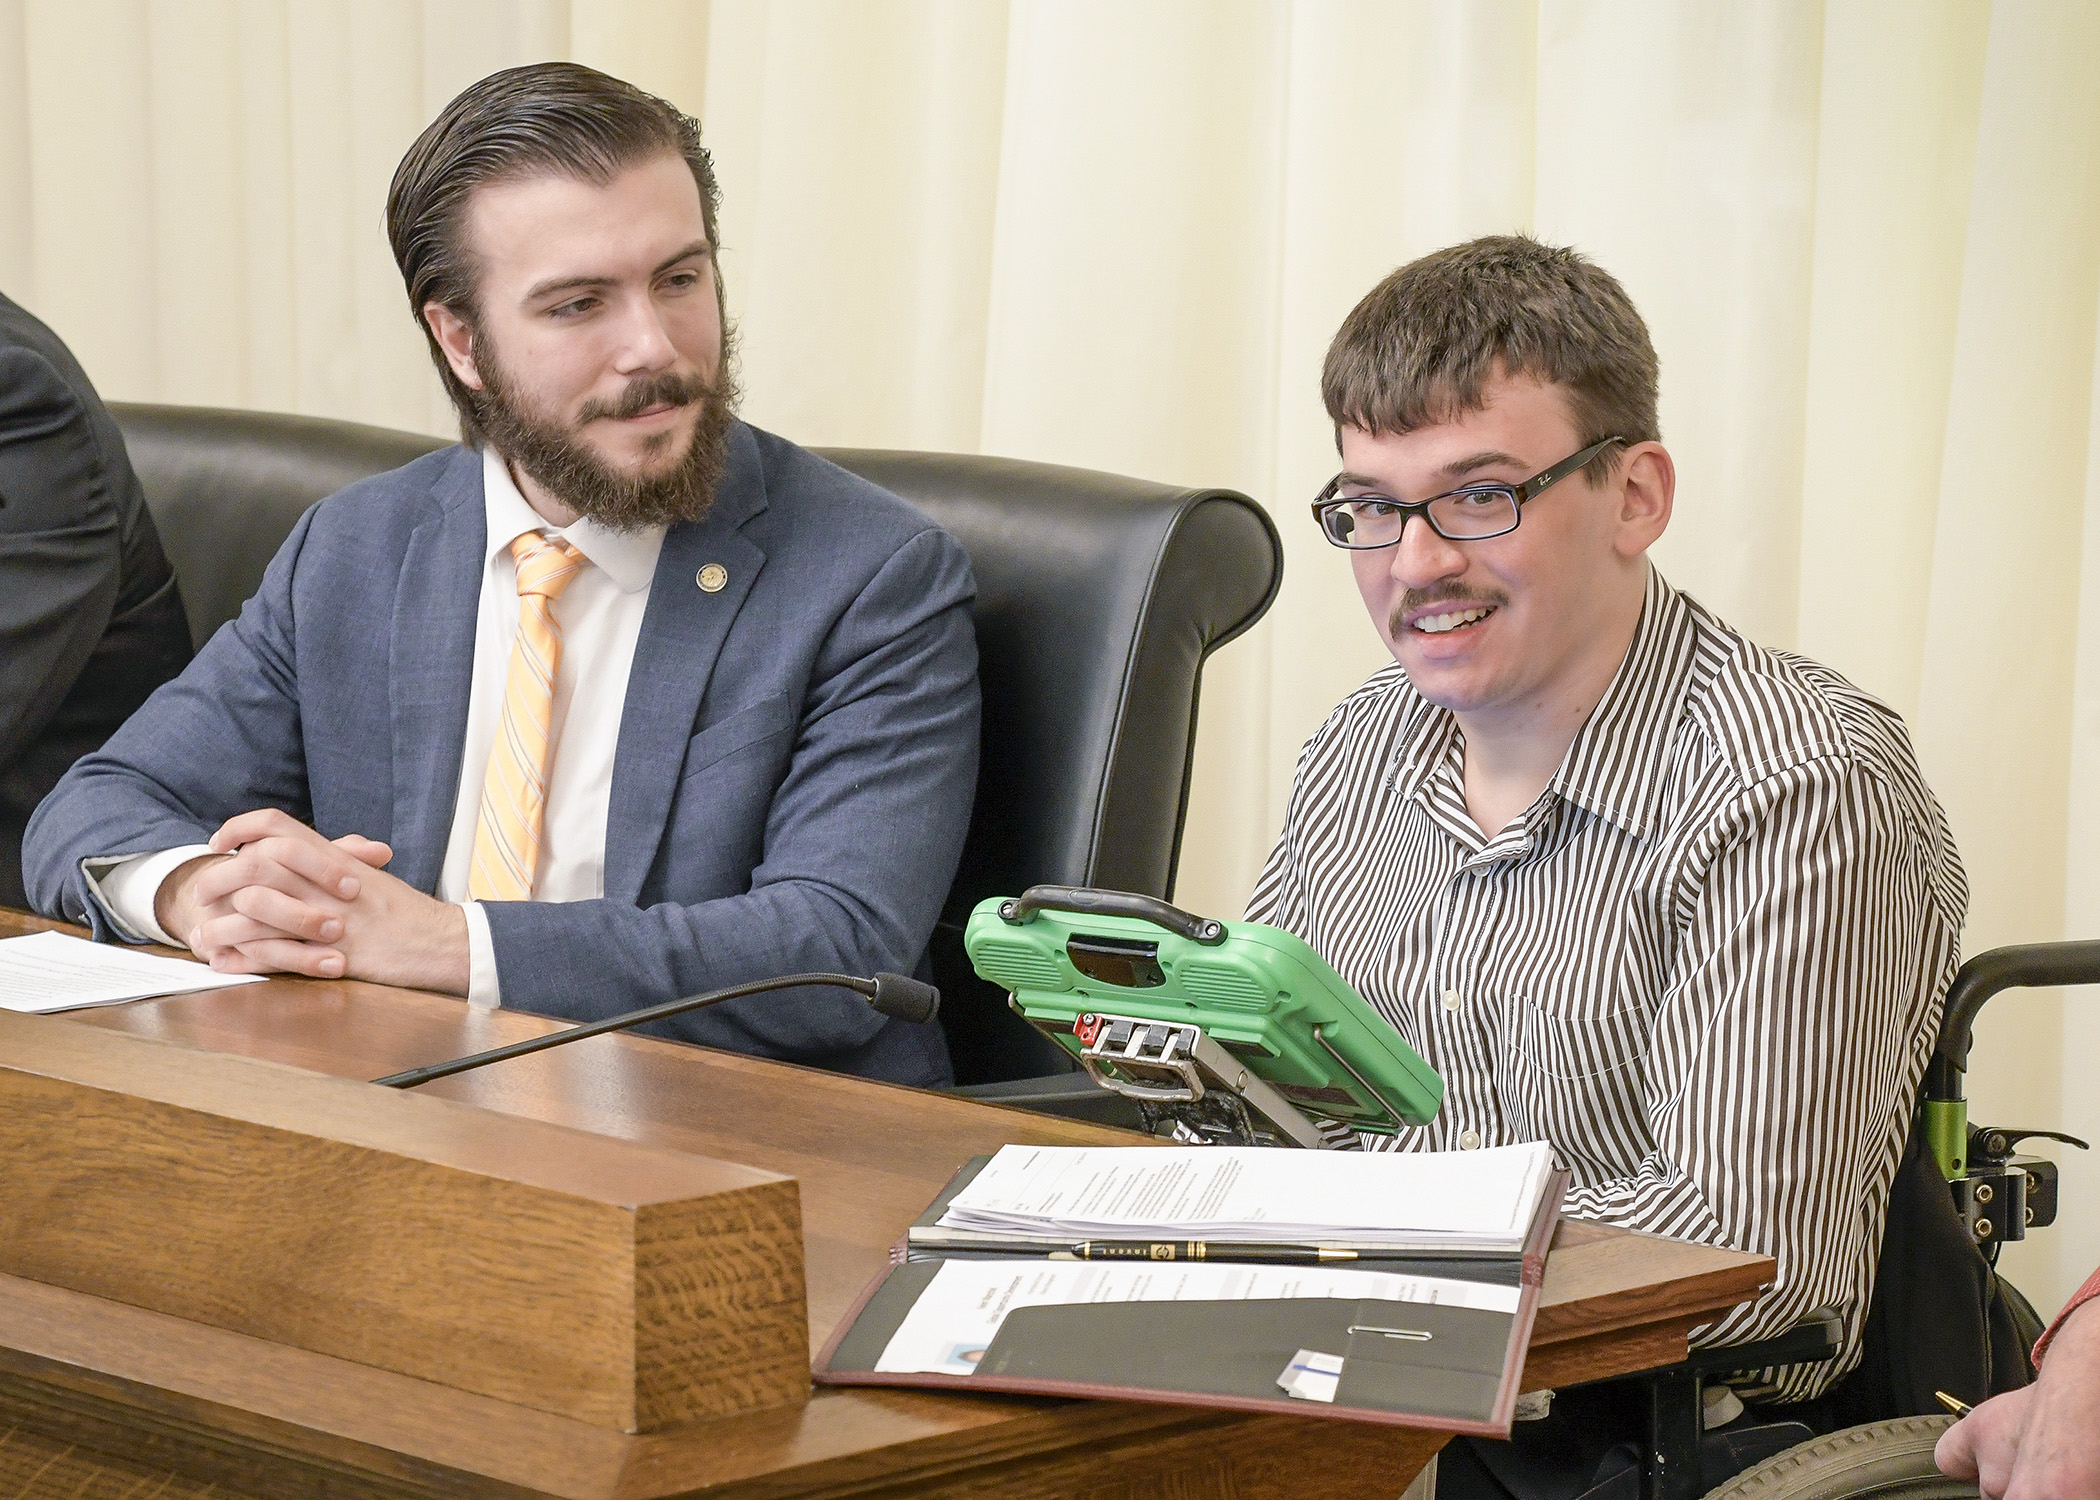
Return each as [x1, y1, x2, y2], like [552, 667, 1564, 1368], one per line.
[0, 292, 191, 910]
[23, 63, 979, 1085]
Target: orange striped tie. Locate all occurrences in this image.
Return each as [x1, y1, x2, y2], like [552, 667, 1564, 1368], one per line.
[468, 533, 585, 902]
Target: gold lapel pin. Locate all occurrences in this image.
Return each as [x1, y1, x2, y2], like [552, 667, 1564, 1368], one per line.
[696, 563, 728, 593]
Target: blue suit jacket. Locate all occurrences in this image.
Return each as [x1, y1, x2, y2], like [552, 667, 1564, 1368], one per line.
[24, 423, 979, 1086]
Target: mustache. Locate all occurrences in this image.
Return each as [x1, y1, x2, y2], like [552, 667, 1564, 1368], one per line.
[1388, 581, 1507, 635]
[576, 369, 719, 424]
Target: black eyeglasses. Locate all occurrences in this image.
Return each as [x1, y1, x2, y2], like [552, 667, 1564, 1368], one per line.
[1310, 437, 1626, 548]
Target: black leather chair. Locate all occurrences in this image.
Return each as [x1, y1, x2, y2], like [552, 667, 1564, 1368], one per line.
[814, 451, 1279, 1086]
[108, 405, 1282, 1088]
[113, 406, 450, 652]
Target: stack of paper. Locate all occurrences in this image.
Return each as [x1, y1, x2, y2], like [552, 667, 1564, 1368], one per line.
[822, 1142, 1574, 1433]
[930, 1140, 1557, 1256]
[0, 930, 264, 1013]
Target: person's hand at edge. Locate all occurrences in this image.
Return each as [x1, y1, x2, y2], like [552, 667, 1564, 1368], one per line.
[1936, 1295, 2100, 1499]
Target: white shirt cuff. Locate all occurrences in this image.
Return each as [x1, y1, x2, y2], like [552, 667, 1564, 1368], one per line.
[461, 901, 502, 1008]
[84, 846, 215, 946]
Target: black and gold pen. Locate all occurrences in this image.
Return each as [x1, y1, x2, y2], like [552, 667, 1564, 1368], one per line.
[1935, 1390, 1974, 1418]
[1060, 1241, 1360, 1264]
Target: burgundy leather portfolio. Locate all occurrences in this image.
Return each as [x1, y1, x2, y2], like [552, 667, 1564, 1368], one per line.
[814, 1159, 1566, 1436]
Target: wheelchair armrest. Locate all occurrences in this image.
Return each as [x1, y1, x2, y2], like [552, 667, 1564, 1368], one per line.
[1683, 1307, 1844, 1376]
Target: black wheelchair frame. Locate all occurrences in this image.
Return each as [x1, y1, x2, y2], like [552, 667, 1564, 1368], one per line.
[1616, 942, 2092, 1500]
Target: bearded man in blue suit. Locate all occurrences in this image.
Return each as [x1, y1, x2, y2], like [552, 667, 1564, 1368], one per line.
[24, 62, 978, 1087]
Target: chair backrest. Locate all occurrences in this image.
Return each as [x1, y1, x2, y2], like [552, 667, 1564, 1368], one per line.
[111, 404, 448, 651]
[108, 405, 1283, 1083]
[818, 450, 1280, 1080]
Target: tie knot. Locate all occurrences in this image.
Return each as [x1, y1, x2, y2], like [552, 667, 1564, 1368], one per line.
[510, 533, 583, 600]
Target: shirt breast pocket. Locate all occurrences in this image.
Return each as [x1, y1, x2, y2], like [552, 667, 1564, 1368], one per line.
[679, 693, 798, 783]
[1506, 984, 1655, 1084]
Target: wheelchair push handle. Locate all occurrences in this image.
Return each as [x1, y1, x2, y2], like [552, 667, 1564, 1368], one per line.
[1934, 939, 2100, 1080]
[998, 885, 1228, 946]
[1924, 939, 2100, 1181]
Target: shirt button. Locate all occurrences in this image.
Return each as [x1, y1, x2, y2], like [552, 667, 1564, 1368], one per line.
[1459, 1130, 1482, 1150]
[1441, 987, 1462, 1012]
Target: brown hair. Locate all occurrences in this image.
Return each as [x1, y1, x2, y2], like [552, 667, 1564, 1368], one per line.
[1321, 235, 1658, 485]
[386, 61, 723, 447]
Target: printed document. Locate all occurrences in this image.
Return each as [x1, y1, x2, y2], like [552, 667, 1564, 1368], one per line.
[0, 931, 264, 1013]
[875, 1257, 1520, 1375]
[937, 1140, 1556, 1252]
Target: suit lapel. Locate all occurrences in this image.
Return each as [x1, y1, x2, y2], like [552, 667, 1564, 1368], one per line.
[603, 426, 771, 903]
[389, 449, 485, 894]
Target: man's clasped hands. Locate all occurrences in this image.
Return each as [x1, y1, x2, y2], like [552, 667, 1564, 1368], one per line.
[154, 809, 468, 993]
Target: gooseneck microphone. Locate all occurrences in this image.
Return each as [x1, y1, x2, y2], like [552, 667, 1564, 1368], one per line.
[371, 971, 939, 1089]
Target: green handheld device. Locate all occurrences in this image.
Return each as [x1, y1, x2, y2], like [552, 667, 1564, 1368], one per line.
[964, 886, 1443, 1147]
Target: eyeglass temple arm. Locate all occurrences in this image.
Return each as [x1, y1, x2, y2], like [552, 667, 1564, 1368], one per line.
[1513, 436, 1626, 501]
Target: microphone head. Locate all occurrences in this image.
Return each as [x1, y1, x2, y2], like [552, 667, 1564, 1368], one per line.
[869, 972, 940, 1025]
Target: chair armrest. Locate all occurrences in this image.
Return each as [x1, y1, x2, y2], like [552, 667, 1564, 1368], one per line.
[1683, 1307, 1844, 1376]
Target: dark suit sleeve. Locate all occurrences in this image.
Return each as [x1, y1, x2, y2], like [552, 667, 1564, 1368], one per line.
[480, 526, 980, 1067]
[0, 344, 122, 772]
[21, 507, 318, 930]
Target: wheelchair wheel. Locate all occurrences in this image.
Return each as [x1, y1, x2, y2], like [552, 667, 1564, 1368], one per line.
[1701, 1416, 1975, 1498]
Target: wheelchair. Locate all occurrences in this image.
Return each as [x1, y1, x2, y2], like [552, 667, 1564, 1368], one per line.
[1588, 940, 2092, 1500]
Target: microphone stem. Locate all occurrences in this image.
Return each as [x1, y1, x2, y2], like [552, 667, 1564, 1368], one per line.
[372, 972, 875, 1089]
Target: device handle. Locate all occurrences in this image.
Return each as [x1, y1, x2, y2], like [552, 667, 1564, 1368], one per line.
[999, 884, 1228, 946]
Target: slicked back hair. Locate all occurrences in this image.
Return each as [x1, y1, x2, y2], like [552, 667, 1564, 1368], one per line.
[1322, 235, 1659, 486]
[387, 61, 723, 447]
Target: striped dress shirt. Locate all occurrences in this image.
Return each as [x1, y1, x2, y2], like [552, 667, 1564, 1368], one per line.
[1246, 569, 1966, 1401]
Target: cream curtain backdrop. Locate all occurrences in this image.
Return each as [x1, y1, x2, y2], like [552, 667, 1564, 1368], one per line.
[2, 0, 2095, 1307]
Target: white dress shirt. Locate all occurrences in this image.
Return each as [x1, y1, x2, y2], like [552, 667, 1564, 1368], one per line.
[93, 447, 664, 1008]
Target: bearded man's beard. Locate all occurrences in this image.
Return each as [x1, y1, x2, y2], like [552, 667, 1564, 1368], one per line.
[467, 329, 741, 532]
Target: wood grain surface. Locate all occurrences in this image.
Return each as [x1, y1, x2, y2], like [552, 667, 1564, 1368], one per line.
[0, 908, 1774, 1499]
[0, 1007, 809, 1431]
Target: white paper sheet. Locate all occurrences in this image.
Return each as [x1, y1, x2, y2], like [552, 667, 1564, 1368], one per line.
[936, 1141, 1556, 1251]
[0, 930, 264, 1012]
[874, 1257, 1519, 1374]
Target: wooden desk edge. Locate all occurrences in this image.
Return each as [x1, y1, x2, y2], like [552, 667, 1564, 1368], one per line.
[0, 1270, 1423, 1500]
[0, 909, 1782, 1499]
[1535, 1231, 1773, 1345]
[0, 1231, 1771, 1500]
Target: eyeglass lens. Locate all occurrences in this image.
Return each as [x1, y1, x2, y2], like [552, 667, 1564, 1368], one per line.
[1322, 489, 1519, 547]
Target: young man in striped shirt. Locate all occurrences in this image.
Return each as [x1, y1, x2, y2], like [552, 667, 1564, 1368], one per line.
[1248, 236, 1966, 1494]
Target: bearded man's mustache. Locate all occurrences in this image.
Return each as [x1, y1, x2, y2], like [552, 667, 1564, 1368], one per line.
[577, 370, 718, 424]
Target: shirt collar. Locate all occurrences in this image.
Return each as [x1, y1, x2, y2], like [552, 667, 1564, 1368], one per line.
[1388, 698, 1459, 811]
[479, 446, 665, 595]
[1546, 566, 1697, 838]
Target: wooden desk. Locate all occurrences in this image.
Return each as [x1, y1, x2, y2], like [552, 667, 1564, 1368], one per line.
[0, 910, 1771, 1499]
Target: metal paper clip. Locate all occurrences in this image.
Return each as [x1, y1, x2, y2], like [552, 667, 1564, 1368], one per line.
[1347, 1324, 1433, 1341]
